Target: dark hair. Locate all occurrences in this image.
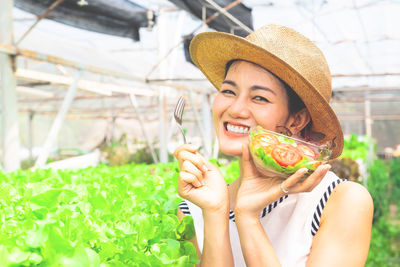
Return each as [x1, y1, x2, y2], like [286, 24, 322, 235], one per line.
[224, 59, 305, 115]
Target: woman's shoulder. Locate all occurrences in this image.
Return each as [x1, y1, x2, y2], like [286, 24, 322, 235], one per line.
[321, 179, 373, 225]
[331, 180, 373, 210]
[309, 179, 374, 266]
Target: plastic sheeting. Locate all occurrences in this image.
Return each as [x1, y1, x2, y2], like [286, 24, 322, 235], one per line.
[168, 0, 253, 64]
[168, 0, 253, 37]
[14, 0, 155, 41]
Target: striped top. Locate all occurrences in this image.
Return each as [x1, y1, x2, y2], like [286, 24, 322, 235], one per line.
[181, 195, 289, 223]
[179, 171, 345, 267]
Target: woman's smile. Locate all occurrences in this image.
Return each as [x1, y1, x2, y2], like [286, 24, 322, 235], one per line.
[224, 122, 251, 136]
[212, 60, 291, 156]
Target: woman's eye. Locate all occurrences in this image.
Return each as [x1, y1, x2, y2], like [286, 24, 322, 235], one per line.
[253, 96, 270, 102]
[221, 89, 235, 95]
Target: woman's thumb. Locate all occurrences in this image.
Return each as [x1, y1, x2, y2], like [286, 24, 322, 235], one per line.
[242, 143, 250, 163]
[241, 144, 258, 177]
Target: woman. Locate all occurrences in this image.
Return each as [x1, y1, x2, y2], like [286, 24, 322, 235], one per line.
[174, 24, 373, 267]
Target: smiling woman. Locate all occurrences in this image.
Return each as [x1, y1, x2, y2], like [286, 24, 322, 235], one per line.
[174, 24, 373, 267]
[213, 60, 297, 157]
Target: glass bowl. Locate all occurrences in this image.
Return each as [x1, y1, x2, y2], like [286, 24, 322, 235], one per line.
[249, 126, 332, 179]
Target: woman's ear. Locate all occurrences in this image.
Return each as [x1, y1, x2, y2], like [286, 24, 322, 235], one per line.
[286, 108, 311, 135]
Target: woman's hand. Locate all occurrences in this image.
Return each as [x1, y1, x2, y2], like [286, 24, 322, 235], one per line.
[174, 144, 229, 212]
[234, 143, 331, 218]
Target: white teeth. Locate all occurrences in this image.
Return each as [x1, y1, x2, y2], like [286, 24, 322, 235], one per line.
[226, 123, 249, 134]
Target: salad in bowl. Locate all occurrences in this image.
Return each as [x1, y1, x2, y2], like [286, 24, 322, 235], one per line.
[249, 126, 332, 179]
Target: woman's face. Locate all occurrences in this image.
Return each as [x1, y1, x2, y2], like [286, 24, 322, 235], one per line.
[212, 60, 291, 156]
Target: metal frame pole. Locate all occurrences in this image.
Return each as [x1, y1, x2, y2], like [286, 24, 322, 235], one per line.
[129, 94, 159, 163]
[158, 8, 168, 162]
[16, 0, 66, 45]
[28, 110, 35, 164]
[188, 92, 209, 157]
[364, 90, 373, 186]
[364, 91, 372, 138]
[145, 0, 243, 80]
[204, 0, 252, 34]
[202, 93, 213, 157]
[1, 0, 21, 171]
[33, 72, 81, 169]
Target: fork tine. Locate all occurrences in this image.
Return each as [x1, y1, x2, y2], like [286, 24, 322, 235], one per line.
[174, 96, 187, 144]
[174, 99, 179, 116]
[175, 96, 185, 117]
[174, 97, 181, 113]
[179, 97, 185, 116]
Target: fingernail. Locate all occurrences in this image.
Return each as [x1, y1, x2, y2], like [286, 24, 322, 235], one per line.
[299, 168, 308, 174]
[201, 180, 206, 186]
[203, 165, 208, 172]
[191, 144, 200, 150]
[324, 164, 331, 171]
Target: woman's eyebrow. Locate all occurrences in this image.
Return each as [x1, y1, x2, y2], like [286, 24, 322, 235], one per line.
[222, 80, 236, 87]
[251, 85, 276, 95]
[222, 80, 276, 95]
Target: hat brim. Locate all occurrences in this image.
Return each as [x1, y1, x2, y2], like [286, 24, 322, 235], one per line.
[190, 31, 343, 159]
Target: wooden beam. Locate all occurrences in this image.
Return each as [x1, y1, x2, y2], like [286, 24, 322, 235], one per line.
[333, 86, 400, 92]
[338, 114, 400, 120]
[0, 42, 16, 55]
[15, 68, 158, 96]
[332, 72, 400, 78]
[17, 86, 55, 98]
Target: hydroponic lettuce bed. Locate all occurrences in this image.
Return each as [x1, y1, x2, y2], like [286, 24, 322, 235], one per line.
[0, 163, 200, 266]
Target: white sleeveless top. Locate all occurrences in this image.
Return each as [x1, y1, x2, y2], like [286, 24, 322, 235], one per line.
[179, 171, 345, 267]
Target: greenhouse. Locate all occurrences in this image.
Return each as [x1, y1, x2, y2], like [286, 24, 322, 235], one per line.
[0, 0, 399, 266]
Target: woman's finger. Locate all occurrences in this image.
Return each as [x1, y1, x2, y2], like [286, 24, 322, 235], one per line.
[283, 167, 308, 189]
[182, 160, 204, 185]
[179, 170, 202, 188]
[174, 144, 199, 159]
[240, 143, 260, 179]
[299, 164, 331, 192]
[178, 150, 207, 173]
[196, 153, 216, 172]
[284, 164, 331, 193]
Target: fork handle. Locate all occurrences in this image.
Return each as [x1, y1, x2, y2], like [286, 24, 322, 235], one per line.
[177, 123, 187, 144]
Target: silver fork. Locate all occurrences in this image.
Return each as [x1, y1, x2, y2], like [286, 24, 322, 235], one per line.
[174, 96, 187, 144]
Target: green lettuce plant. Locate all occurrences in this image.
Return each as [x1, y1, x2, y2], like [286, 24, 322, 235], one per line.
[0, 163, 198, 266]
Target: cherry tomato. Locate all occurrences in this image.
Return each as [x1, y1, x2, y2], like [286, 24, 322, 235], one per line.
[252, 134, 279, 154]
[297, 144, 317, 160]
[271, 144, 302, 167]
[313, 161, 322, 169]
[253, 134, 279, 147]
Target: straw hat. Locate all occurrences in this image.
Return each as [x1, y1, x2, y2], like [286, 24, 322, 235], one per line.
[189, 24, 343, 159]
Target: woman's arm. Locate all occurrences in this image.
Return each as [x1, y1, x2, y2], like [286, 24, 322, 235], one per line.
[235, 215, 281, 266]
[234, 144, 333, 266]
[234, 181, 373, 267]
[177, 207, 234, 267]
[306, 181, 373, 267]
[201, 207, 234, 267]
[174, 144, 234, 266]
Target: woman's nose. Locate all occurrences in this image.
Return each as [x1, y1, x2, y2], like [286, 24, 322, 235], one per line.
[228, 96, 250, 118]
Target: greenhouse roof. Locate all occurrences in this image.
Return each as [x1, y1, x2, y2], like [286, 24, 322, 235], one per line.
[5, 0, 398, 115]
[9, 0, 400, 88]
[1, 0, 400, 171]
